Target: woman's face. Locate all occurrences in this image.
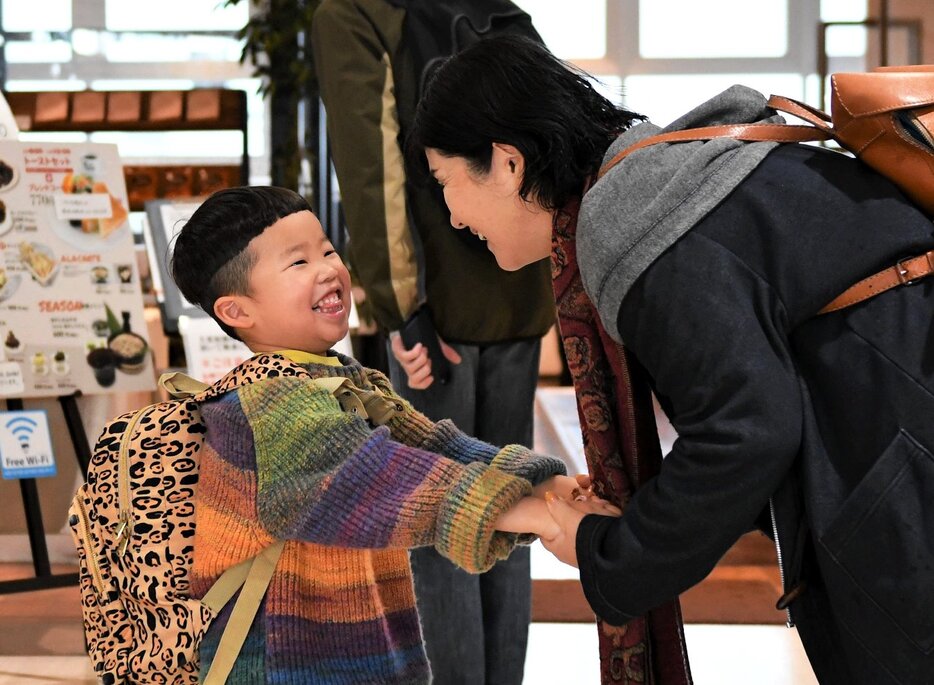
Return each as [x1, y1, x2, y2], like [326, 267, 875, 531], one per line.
[425, 145, 554, 271]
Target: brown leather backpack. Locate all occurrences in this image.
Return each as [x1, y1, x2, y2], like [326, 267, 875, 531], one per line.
[600, 66, 934, 314]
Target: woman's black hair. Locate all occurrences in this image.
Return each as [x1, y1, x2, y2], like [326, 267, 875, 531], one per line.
[407, 34, 644, 211]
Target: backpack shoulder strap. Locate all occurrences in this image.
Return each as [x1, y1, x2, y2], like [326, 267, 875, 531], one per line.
[767, 94, 833, 128]
[599, 92, 839, 180]
[159, 371, 211, 399]
[181, 354, 314, 403]
[818, 249, 934, 314]
[201, 540, 286, 685]
[163, 356, 360, 405]
[310, 376, 351, 394]
[598, 123, 828, 179]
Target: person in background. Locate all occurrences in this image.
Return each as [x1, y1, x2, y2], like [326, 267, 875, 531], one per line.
[312, 2, 556, 683]
[406, 35, 934, 685]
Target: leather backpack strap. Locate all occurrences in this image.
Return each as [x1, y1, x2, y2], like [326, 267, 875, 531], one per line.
[596, 94, 933, 315]
[766, 94, 833, 130]
[818, 249, 934, 314]
[598, 123, 828, 179]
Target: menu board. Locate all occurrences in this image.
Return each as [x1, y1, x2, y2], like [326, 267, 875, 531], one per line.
[0, 141, 154, 398]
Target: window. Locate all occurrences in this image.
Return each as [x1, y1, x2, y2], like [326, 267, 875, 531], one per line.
[2, 0, 72, 32]
[104, 0, 248, 31]
[639, 0, 788, 59]
[2, 0, 264, 178]
[516, 0, 869, 124]
[514, 0, 607, 59]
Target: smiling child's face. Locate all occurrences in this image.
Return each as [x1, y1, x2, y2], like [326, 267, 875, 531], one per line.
[234, 210, 351, 354]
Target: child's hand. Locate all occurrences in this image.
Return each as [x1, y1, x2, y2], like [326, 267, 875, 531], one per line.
[531, 473, 593, 501]
[494, 496, 560, 539]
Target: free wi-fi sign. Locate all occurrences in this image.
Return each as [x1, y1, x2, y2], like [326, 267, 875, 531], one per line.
[0, 410, 55, 480]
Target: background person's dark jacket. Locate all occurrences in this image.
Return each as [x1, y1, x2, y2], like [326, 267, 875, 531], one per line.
[312, 0, 553, 342]
[576, 89, 934, 684]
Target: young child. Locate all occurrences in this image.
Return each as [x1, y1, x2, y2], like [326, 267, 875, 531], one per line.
[170, 186, 608, 683]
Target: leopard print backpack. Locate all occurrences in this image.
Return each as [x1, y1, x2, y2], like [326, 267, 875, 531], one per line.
[67, 355, 323, 685]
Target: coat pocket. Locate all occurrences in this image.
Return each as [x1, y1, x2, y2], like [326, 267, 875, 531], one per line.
[819, 429, 934, 654]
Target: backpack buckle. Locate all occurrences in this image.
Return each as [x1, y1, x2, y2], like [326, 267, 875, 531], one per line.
[896, 257, 916, 285]
[896, 252, 934, 286]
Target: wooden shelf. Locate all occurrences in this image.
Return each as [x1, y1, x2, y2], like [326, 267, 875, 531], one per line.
[123, 163, 241, 211]
[3, 89, 247, 133]
[2, 89, 250, 205]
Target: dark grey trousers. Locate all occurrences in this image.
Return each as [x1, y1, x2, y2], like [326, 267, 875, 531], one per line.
[388, 337, 542, 685]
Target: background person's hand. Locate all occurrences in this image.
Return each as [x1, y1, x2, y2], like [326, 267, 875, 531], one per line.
[390, 332, 462, 389]
[540, 493, 622, 568]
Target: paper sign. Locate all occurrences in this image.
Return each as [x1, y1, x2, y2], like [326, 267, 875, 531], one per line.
[0, 409, 55, 479]
[179, 315, 252, 385]
[0, 363, 25, 396]
[53, 193, 113, 220]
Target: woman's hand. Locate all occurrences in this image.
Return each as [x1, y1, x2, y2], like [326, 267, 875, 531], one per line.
[390, 333, 462, 389]
[540, 493, 622, 568]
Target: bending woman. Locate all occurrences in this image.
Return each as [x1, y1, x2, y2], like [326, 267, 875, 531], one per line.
[405, 35, 934, 685]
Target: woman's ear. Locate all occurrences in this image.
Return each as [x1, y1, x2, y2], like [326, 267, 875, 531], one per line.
[214, 295, 253, 333]
[491, 142, 524, 184]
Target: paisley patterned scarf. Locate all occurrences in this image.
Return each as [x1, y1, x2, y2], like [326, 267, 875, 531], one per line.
[551, 198, 693, 685]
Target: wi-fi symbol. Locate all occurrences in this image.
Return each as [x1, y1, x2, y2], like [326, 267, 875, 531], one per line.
[6, 416, 37, 451]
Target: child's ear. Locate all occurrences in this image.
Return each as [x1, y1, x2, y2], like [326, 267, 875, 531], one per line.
[213, 295, 253, 332]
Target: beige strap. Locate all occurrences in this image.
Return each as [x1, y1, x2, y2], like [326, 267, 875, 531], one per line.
[159, 371, 211, 399]
[200, 554, 258, 613]
[310, 376, 352, 394]
[309, 376, 399, 425]
[818, 250, 934, 314]
[202, 540, 285, 685]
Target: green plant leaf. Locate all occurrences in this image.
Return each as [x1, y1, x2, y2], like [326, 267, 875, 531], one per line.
[104, 304, 122, 337]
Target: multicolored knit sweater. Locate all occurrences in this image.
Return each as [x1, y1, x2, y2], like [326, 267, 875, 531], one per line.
[190, 351, 566, 684]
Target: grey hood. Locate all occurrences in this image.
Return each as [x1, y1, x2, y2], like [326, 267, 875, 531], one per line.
[578, 85, 784, 342]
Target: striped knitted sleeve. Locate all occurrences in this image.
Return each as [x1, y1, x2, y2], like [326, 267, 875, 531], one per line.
[365, 369, 567, 485]
[239, 376, 531, 573]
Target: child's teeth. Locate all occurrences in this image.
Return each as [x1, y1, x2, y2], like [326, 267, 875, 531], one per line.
[314, 292, 343, 312]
